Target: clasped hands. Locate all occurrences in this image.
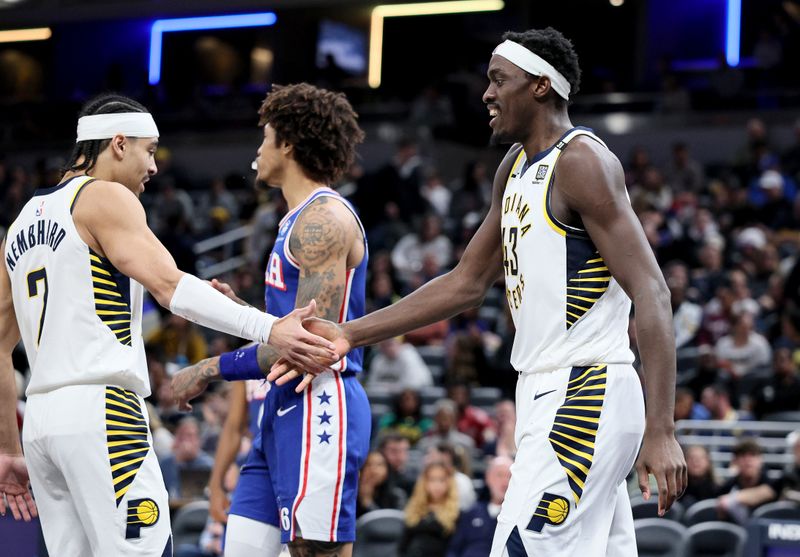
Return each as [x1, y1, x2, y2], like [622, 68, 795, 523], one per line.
[268, 317, 351, 392]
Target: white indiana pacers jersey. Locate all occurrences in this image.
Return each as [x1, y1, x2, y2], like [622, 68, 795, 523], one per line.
[501, 127, 634, 374]
[4, 176, 149, 396]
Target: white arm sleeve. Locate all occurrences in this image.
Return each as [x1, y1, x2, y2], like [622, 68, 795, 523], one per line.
[169, 274, 277, 344]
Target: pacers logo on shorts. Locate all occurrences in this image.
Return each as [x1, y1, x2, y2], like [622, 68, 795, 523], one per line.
[527, 492, 570, 533]
[126, 498, 160, 539]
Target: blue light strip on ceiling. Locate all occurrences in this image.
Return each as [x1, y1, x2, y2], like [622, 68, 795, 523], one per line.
[149, 12, 277, 85]
[726, 0, 741, 67]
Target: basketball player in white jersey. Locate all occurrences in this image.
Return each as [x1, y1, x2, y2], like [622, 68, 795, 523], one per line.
[271, 28, 687, 555]
[0, 93, 337, 556]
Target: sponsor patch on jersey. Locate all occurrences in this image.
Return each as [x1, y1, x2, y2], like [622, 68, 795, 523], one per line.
[535, 164, 549, 181]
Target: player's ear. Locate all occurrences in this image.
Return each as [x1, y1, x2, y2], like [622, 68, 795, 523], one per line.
[281, 141, 293, 157]
[531, 75, 550, 99]
[109, 134, 127, 160]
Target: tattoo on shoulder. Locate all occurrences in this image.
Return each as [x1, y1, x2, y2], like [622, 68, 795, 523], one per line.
[289, 198, 348, 268]
[289, 198, 350, 321]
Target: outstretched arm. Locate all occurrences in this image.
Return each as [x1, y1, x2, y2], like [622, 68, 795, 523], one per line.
[0, 240, 37, 521]
[72, 180, 335, 370]
[556, 138, 686, 515]
[340, 150, 518, 349]
[268, 147, 520, 386]
[171, 195, 356, 408]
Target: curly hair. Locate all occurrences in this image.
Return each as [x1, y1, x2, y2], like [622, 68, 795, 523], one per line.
[258, 83, 365, 184]
[502, 27, 582, 100]
[404, 462, 460, 534]
[65, 93, 150, 173]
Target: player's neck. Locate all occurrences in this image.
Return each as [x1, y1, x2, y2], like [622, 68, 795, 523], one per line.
[281, 168, 328, 210]
[521, 110, 573, 158]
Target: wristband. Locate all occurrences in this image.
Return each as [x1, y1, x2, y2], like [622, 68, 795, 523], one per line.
[219, 345, 263, 381]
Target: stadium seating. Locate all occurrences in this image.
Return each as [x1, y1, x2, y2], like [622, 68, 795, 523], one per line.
[353, 509, 405, 557]
[683, 499, 724, 526]
[685, 521, 747, 557]
[751, 501, 800, 520]
[630, 495, 685, 522]
[171, 500, 210, 548]
[634, 518, 689, 557]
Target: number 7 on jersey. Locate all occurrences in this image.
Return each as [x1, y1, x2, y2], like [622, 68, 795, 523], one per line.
[27, 267, 49, 345]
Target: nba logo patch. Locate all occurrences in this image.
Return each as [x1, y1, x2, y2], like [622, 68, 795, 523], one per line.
[35, 201, 44, 217]
[535, 165, 549, 181]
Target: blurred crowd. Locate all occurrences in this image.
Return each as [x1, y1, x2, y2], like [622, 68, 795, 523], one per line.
[5, 114, 800, 555]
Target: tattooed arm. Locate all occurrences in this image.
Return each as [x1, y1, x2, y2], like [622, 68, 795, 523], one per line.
[171, 196, 359, 409]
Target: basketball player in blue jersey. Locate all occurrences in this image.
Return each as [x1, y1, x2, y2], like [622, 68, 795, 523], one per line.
[171, 83, 370, 557]
[272, 29, 687, 556]
[0, 93, 337, 557]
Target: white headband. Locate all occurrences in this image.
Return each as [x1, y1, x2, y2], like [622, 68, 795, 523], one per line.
[76, 113, 160, 142]
[492, 40, 571, 100]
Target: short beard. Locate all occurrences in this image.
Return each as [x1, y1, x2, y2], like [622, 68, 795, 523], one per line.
[489, 130, 515, 146]
[254, 178, 269, 190]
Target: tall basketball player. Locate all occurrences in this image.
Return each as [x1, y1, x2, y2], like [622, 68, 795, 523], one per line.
[271, 29, 687, 556]
[170, 83, 369, 557]
[0, 93, 337, 556]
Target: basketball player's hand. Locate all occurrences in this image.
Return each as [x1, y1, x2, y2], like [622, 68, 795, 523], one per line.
[171, 358, 220, 411]
[210, 279, 247, 306]
[208, 481, 230, 523]
[635, 430, 687, 516]
[268, 303, 341, 376]
[268, 317, 350, 393]
[0, 454, 37, 521]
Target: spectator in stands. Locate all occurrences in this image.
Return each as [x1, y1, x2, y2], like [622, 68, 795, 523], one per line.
[716, 311, 772, 378]
[483, 400, 516, 458]
[425, 443, 476, 511]
[159, 416, 214, 500]
[447, 384, 495, 449]
[777, 431, 800, 504]
[630, 166, 673, 213]
[665, 142, 705, 194]
[368, 271, 399, 312]
[666, 261, 703, 349]
[674, 388, 711, 422]
[691, 239, 725, 303]
[449, 160, 492, 225]
[418, 399, 476, 454]
[751, 347, 800, 419]
[682, 445, 719, 507]
[625, 145, 651, 189]
[377, 388, 433, 446]
[147, 313, 209, 367]
[399, 461, 460, 557]
[150, 175, 195, 235]
[366, 337, 433, 391]
[446, 456, 513, 557]
[685, 344, 725, 401]
[702, 271, 755, 344]
[700, 383, 751, 422]
[753, 170, 796, 229]
[782, 119, 800, 182]
[198, 177, 240, 232]
[420, 169, 452, 219]
[379, 433, 416, 497]
[716, 438, 778, 524]
[357, 451, 407, 517]
[391, 213, 453, 283]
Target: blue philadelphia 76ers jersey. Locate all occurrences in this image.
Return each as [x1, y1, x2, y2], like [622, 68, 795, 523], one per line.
[229, 187, 371, 544]
[264, 187, 367, 373]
